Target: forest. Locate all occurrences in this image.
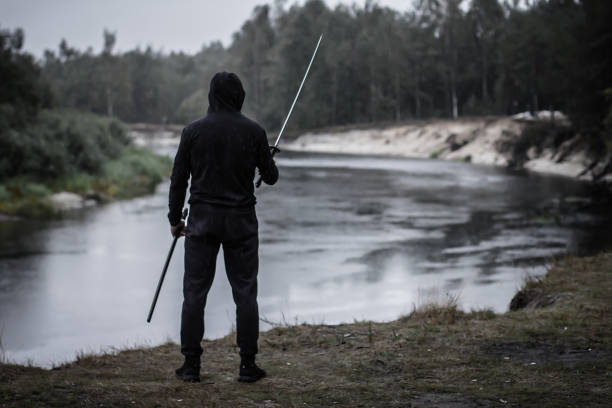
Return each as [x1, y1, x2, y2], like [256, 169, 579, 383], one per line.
[32, 0, 612, 136]
[1, 0, 611, 184]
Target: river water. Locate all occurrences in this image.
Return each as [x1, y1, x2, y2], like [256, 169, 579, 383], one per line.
[1, 151, 611, 367]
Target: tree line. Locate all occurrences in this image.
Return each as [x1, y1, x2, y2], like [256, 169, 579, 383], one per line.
[11, 0, 612, 138]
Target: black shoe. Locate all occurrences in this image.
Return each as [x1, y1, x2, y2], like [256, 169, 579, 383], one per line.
[238, 362, 267, 383]
[175, 358, 200, 383]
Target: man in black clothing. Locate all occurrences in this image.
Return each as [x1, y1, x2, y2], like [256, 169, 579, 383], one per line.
[168, 72, 279, 383]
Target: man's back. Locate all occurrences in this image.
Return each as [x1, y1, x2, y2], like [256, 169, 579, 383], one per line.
[184, 111, 275, 206]
[168, 72, 278, 226]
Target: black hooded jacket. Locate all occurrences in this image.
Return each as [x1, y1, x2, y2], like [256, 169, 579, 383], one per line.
[168, 72, 279, 226]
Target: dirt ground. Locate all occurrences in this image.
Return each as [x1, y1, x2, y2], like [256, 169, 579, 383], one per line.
[1, 252, 611, 407]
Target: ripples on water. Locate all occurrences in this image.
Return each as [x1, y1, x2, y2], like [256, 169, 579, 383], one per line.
[0, 151, 610, 367]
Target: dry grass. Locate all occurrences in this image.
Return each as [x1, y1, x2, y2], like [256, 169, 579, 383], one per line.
[0, 332, 6, 366]
[400, 292, 466, 325]
[1, 252, 611, 407]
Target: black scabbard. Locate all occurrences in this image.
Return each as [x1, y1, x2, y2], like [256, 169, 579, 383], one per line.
[146, 208, 188, 323]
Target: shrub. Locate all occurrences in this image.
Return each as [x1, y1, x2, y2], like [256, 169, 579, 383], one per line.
[0, 109, 129, 180]
[60, 173, 95, 194]
[499, 122, 575, 169]
[100, 147, 171, 198]
[400, 293, 465, 325]
[0, 185, 9, 201]
[22, 182, 51, 197]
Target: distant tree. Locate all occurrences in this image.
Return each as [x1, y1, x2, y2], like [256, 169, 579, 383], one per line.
[33, 0, 612, 141]
[468, 0, 503, 108]
[123, 47, 160, 122]
[230, 5, 276, 123]
[99, 30, 129, 117]
[574, 0, 612, 130]
[0, 28, 51, 128]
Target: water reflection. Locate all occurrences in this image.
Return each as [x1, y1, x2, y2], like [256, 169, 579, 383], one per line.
[0, 151, 610, 367]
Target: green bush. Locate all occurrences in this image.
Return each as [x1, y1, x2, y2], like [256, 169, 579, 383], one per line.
[429, 149, 444, 159]
[0, 185, 9, 201]
[100, 147, 171, 198]
[22, 182, 51, 197]
[499, 122, 575, 169]
[0, 148, 171, 217]
[175, 89, 207, 124]
[59, 173, 95, 194]
[0, 109, 129, 180]
[12, 197, 56, 218]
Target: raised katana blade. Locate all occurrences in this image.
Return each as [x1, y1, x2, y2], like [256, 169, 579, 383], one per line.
[256, 34, 323, 188]
[273, 34, 323, 147]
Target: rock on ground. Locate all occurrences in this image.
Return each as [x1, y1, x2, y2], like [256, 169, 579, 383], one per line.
[48, 192, 96, 211]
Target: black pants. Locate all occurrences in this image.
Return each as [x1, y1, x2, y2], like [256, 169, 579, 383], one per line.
[181, 204, 259, 358]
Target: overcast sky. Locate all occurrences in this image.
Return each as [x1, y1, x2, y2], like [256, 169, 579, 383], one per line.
[1, 0, 414, 58]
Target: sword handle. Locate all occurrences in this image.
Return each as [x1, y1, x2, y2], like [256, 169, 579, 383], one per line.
[255, 147, 279, 188]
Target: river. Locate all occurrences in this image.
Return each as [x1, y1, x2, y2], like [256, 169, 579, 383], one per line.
[1, 151, 610, 367]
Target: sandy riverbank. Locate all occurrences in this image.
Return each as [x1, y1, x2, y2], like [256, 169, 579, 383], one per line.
[128, 116, 612, 182]
[284, 116, 603, 181]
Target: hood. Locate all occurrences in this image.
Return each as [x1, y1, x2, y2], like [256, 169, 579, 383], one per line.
[207, 72, 245, 113]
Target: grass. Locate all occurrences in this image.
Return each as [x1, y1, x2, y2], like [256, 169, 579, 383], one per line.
[96, 147, 172, 199]
[429, 148, 445, 159]
[0, 147, 171, 217]
[1, 252, 611, 406]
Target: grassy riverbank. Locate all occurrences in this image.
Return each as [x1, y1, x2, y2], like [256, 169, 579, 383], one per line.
[0, 110, 172, 218]
[0, 147, 171, 218]
[1, 252, 610, 407]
